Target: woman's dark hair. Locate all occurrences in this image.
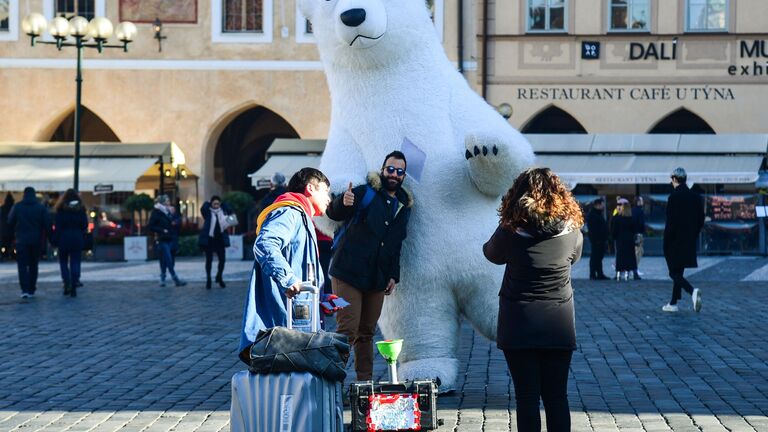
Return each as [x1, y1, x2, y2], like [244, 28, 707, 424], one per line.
[381, 150, 407, 169]
[498, 167, 584, 231]
[210, 195, 222, 204]
[55, 188, 81, 211]
[287, 168, 330, 193]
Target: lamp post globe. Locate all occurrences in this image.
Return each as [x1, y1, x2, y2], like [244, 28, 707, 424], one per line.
[22, 13, 47, 37]
[88, 17, 114, 41]
[497, 102, 513, 120]
[48, 17, 71, 38]
[115, 21, 138, 42]
[69, 16, 90, 37]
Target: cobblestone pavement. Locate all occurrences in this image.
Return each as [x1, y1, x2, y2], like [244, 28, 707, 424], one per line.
[0, 263, 766, 431]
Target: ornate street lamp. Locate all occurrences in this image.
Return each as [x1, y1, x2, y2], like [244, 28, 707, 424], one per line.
[496, 102, 513, 120]
[21, 13, 137, 192]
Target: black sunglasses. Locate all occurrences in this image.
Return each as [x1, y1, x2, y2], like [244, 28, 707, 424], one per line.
[384, 166, 406, 176]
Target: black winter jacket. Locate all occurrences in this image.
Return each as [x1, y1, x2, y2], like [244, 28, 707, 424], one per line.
[53, 201, 88, 250]
[585, 208, 608, 243]
[8, 189, 51, 247]
[664, 184, 705, 269]
[326, 172, 413, 292]
[198, 202, 232, 248]
[148, 207, 175, 242]
[484, 223, 582, 351]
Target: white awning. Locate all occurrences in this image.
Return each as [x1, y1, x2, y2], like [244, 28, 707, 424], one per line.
[248, 155, 322, 189]
[0, 157, 158, 192]
[536, 155, 764, 187]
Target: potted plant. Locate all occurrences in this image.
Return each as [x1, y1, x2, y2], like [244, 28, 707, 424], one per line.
[123, 193, 154, 261]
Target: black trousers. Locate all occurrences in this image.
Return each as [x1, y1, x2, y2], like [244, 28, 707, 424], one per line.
[589, 240, 606, 278]
[669, 267, 694, 305]
[503, 349, 573, 432]
[16, 244, 41, 294]
[205, 243, 226, 280]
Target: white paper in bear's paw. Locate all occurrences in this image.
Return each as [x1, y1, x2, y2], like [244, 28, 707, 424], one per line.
[400, 137, 426, 183]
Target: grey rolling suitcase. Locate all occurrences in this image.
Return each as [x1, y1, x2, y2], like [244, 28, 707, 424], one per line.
[230, 284, 344, 432]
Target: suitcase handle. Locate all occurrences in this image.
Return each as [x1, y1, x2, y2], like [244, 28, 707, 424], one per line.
[286, 282, 320, 332]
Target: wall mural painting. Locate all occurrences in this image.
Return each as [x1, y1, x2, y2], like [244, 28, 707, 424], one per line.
[119, 0, 197, 24]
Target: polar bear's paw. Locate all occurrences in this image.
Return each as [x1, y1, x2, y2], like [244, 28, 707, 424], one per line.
[399, 357, 459, 394]
[464, 134, 524, 197]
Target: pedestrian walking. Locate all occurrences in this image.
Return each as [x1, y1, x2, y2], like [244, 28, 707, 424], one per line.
[238, 167, 331, 361]
[586, 198, 609, 280]
[198, 196, 232, 289]
[632, 196, 645, 279]
[148, 195, 186, 287]
[0, 192, 15, 261]
[325, 150, 413, 382]
[611, 198, 638, 281]
[52, 189, 87, 297]
[483, 167, 582, 432]
[662, 167, 704, 313]
[8, 187, 52, 298]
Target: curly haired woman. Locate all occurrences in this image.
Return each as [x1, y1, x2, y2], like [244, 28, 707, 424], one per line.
[483, 167, 583, 432]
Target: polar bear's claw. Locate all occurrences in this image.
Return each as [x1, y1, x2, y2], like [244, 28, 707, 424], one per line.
[399, 357, 460, 394]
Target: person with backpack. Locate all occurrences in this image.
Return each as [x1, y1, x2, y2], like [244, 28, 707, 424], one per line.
[326, 151, 413, 382]
[238, 168, 332, 361]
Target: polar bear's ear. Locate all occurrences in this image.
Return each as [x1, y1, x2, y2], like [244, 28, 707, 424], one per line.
[298, 0, 316, 19]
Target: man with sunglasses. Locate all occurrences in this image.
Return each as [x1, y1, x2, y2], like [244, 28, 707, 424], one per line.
[326, 150, 413, 382]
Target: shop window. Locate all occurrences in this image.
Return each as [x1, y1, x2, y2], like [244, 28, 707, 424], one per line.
[0, 0, 18, 41]
[686, 0, 727, 32]
[609, 0, 649, 31]
[213, 0, 272, 43]
[54, 0, 94, 19]
[522, 106, 586, 134]
[649, 108, 715, 134]
[528, 0, 567, 32]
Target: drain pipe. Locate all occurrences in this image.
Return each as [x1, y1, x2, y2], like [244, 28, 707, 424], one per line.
[457, 0, 464, 74]
[481, 0, 488, 99]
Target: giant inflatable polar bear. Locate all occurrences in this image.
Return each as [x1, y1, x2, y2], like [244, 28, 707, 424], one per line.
[300, 0, 535, 391]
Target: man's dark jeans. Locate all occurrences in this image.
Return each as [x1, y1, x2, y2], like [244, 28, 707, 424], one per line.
[503, 349, 573, 432]
[669, 267, 694, 305]
[16, 244, 41, 294]
[589, 240, 606, 278]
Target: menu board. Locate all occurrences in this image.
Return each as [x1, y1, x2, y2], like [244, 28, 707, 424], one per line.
[706, 195, 757, 221]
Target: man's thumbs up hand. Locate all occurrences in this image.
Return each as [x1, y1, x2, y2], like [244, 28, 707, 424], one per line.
[343, 182, 355, 207]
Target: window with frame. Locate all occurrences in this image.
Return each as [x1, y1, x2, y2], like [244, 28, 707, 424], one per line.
[0, 0, 9, 32]
[528, 0, 566, 32]
[687, 0, 727, 31]
[224, 0, 263, 33]
[609, 0, 649, 31]
[55, 0, 95, 19]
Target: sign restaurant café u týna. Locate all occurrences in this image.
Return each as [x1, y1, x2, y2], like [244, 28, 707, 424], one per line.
[518, 39, 768, 103]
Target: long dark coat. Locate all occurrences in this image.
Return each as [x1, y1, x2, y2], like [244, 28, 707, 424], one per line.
[664, 184, 705, 269]
[483, 225, 582, 351]
[611, 215, 637, 271]
[53, 202, 88, 251]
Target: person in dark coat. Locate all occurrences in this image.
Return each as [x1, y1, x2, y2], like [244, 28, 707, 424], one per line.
[326, 151, 412, 382]
[631, 196, 646, 280]
[148, 195, 186, 287]
[663, 167, 705, 313]
[0, 192, 15, 261]
[8, 187, 52, 298]
[52, 189, 88, 297]
[483, 168, 583, 432]
[586, 198, 609, 280]
[611, 198, 638, 281]
[198, 196, 232, 289]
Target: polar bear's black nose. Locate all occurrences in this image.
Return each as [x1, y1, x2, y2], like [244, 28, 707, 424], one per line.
[340, 8, 366, 27]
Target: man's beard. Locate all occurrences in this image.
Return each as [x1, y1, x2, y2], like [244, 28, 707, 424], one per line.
[381, 174, 402, 192]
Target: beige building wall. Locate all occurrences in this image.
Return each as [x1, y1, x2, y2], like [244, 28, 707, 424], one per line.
[482, 0, 768, 134]
[0, 0, 467, 200]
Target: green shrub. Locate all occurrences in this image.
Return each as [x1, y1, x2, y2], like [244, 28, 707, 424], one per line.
[176, 235, 202, 257]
